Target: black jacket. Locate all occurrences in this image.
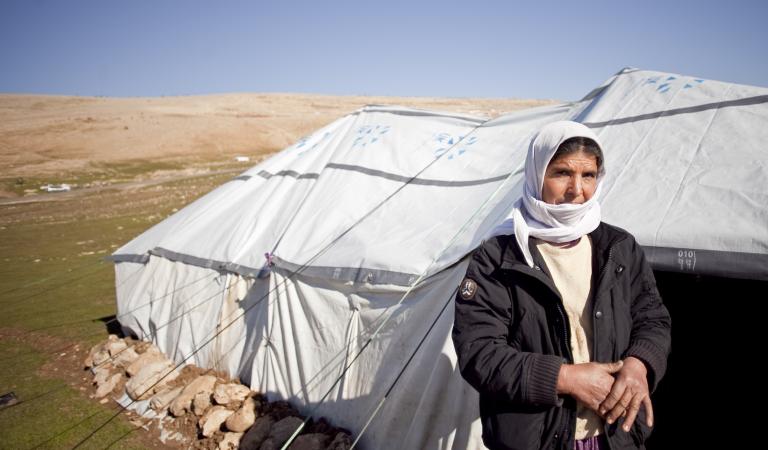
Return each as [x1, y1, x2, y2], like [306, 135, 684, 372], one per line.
[452, 222, 671, 450]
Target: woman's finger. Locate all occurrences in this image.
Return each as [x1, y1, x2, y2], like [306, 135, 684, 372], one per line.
[606, 387, 633, 424]
[621, 392, 645, 432]
[643, 396, 654, 427]
[599, 380, 625, 416]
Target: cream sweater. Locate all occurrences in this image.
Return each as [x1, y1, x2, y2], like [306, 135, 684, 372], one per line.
[535, 236, 603, 439]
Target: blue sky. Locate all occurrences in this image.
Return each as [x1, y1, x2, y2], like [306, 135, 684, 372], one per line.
[1, 0, 766, 101]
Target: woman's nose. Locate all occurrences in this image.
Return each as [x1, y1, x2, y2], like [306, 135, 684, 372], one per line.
[569, 176, 583, 195]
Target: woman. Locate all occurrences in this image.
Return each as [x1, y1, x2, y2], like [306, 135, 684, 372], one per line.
[452, 121, 671, 450]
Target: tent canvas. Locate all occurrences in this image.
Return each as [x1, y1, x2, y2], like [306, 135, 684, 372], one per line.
[111, 68, 768, 448]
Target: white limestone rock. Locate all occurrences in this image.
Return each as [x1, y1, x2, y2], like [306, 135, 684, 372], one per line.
[84, 342, 106, 368]
[199, 405, 234, 438]
[149, 386, 183, 411]
[213, 383, 251, 405]
[126, 346, 166, 377]
[92, 364, 113, 386]
[169, 374, 218, 417]
[112, 346, 140, 369]
[95, 373, 122, 398]
[105, 339, 128, 356]
[193, 390, 213, 416]
[225, 397, 256, 432]
[125, 360, 178, 401]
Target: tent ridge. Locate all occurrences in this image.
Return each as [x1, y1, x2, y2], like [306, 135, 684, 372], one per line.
[351, 105, 486, 123]
[584, 94, 768, 128]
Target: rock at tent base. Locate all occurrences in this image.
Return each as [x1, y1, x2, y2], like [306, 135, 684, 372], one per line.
[225, 396, 256, 432]
[106, 339, 127, 357]
[95, 373, 122, 398]
[193, 391, 213, 416]
[267, 416, 304, 448]
[213, 383, 251, 405]
[149, 386, 183, 411]
[199, 405, 234, 438]
[126, 346, 165, 377]
[125, 360, 178, 401]
[112, 346, 140, 368]
[169, 374, 217, 417]
[239, 415, 274, 450]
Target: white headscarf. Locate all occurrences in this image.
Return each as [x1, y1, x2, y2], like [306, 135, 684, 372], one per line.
[489, 121, 605, 267]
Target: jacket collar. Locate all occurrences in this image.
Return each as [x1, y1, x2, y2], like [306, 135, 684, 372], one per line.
[499, 222, 627, 273]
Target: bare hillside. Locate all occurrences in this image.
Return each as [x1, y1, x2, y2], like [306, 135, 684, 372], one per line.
[0, 93, 555, 173]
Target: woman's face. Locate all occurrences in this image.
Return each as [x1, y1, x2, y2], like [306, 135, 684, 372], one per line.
[541, 150, 599, 205]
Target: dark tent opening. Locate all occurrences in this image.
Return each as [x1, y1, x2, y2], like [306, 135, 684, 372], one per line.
[646, 271, 764, 448]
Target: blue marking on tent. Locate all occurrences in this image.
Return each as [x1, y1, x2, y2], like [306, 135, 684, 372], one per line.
[295, 137, 309, 148]
[433, 133, 478, 159]
[657, 83, 669, 91]
[695, 79, 704, 83]
[296, 131, 332, 156]
[660, 86, 671, 93]
[667, 76, 677, 81]
[644, 76, 661, 85]
[684, 84, 693, 89]
[353, 125, 390, 148]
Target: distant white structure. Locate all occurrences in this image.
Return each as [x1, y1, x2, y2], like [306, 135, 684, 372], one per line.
[40, 183, 71, 192]
[234, 156, 250, 162]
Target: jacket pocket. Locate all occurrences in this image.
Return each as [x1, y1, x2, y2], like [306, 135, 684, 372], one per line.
[484, 408, 547, 450]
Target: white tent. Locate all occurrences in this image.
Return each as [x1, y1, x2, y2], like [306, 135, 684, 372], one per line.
[112, 68, 768, 449]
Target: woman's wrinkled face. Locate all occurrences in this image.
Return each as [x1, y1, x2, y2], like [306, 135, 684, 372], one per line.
[541, 150, 599, 205]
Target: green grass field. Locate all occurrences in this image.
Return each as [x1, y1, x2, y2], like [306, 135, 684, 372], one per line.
[0, 163, 238, 449]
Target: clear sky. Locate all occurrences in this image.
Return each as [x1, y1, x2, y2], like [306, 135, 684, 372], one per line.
[1, 0, 766, 101]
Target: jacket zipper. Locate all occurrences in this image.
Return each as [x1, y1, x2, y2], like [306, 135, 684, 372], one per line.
[590, 234, 629, 360]
[592, 244, 613, 361]
[554, 299, 571, 362]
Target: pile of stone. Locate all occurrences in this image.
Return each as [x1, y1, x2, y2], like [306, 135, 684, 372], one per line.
[85, 335, 353, 450]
